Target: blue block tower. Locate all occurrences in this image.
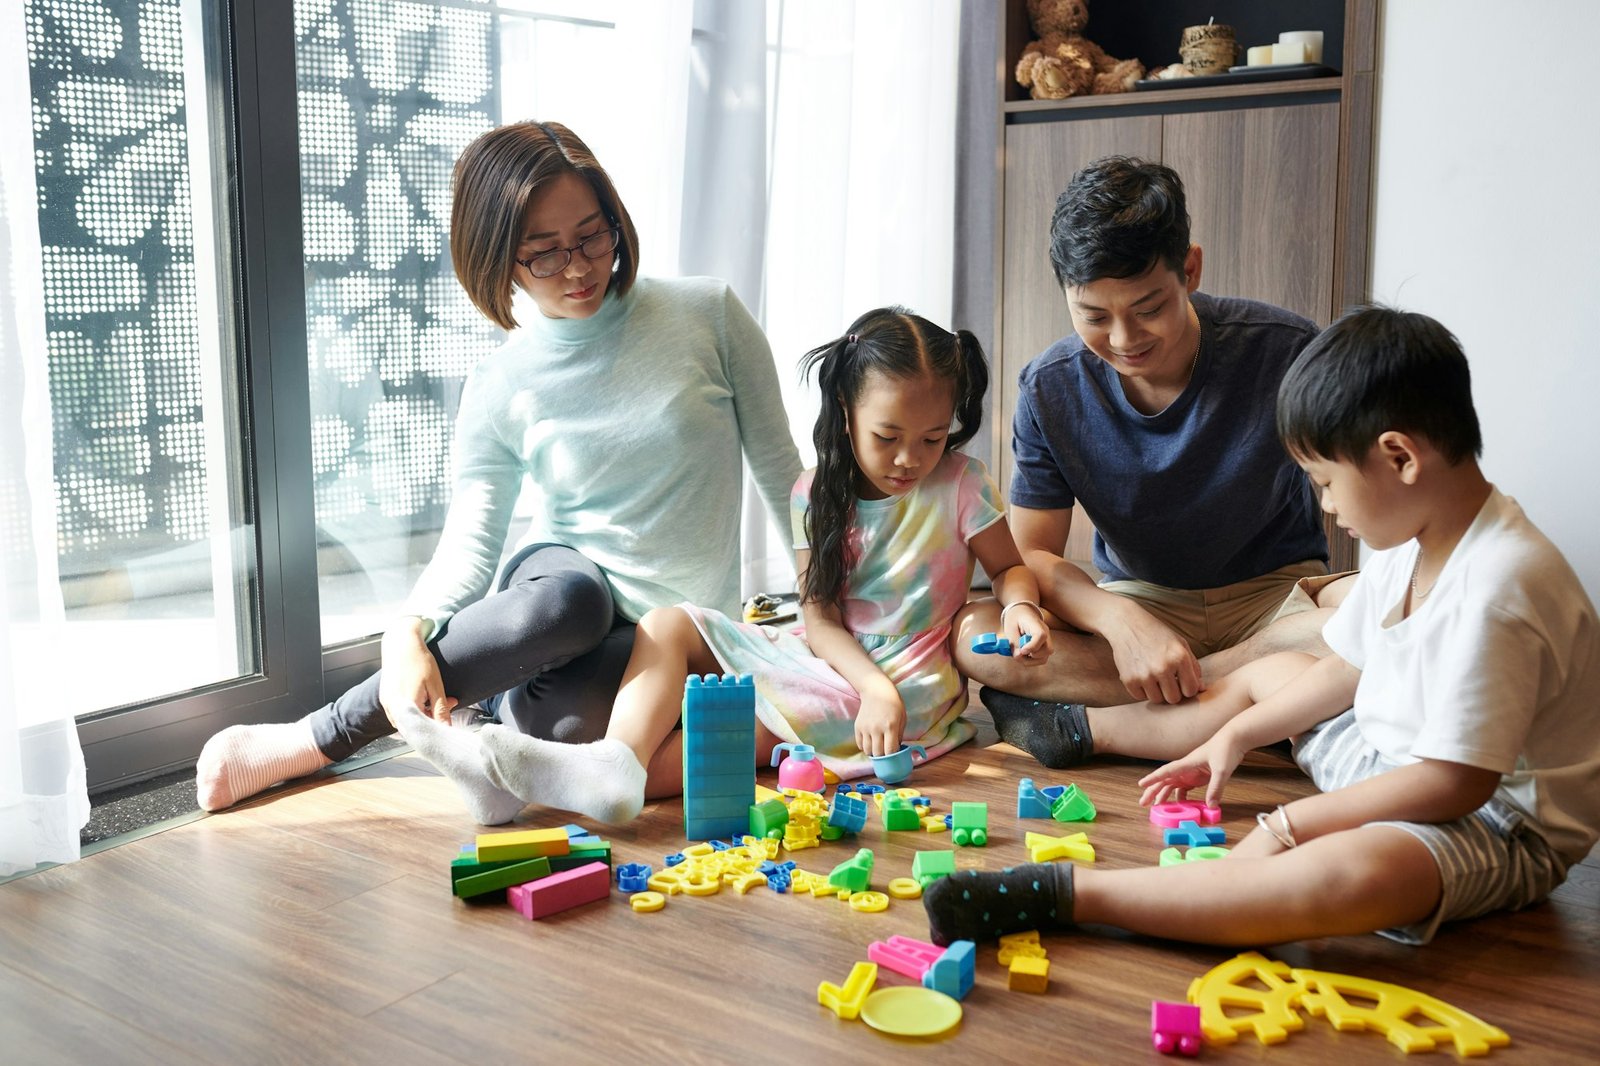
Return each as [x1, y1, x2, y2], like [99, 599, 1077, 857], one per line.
[682, 673, 757, 840]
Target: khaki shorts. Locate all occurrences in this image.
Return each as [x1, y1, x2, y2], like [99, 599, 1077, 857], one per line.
[1098, 560, 1340, 658]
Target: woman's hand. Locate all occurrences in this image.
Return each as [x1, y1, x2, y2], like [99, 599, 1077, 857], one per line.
[855, 691, 907, 758]
[1136, 727, 1246, 809]
[1005, 602, 1054, 666]
[378, 618, 457, 727]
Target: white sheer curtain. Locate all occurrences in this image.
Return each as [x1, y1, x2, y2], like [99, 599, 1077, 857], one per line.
[0, 4, 89, 877]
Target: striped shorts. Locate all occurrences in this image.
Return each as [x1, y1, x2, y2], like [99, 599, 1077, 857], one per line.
[1292, 708, 1568, 945]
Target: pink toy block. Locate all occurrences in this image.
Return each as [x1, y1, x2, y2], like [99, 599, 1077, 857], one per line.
[508, 860, 610, 919]
[1149, 800, 1222, 828]
[1152, 999, 1203, 1056]
[867, 935, 945, 980]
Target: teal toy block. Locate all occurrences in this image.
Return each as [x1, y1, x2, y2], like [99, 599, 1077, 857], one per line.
[951, 801, 988, 847]
[912, 849, 956, 887]
[1017, 777, 1052, 819]
[827, 848, 875, 893]
[1051, 783, 1097, 822]
[749, 798, 789, 839]
[682, 673, 757, 840]
[923, 940, 976, 1000]
[882, 794, 922, 831]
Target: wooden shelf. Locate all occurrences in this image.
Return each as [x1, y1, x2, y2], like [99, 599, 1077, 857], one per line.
[1003, 77, 1341, 121]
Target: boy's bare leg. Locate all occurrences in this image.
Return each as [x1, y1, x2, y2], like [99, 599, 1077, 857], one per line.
[926, 825, 1441, 946]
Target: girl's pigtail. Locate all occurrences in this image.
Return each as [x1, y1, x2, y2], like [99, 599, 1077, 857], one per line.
[798, 337, 858, 611]
[948, 329, 989, 451]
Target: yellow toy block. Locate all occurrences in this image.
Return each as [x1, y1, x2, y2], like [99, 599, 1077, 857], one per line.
[998, 940, 1048, 965]
[1025, 829, 1095, 863]
[922, 816, 948, 832]
[647, 870, 685, 895]
[1292, 969, 1511, 1056]
[754, 783, 783, 804]
[819, 961, 878, 1020]
[1008, 954, 1050, 993]
[474, 827, 570, 862]
[999, 929, 1040, 947]
[1186, 952, 1307, 1046]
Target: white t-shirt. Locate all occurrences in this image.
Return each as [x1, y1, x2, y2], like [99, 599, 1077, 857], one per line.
[1323, 487, 1600, 865]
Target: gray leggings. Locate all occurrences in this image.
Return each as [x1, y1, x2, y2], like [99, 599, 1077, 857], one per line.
[308, 543, 635, 761]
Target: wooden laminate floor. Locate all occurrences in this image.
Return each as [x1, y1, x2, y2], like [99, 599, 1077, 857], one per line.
[3, 699, 1597, 1064]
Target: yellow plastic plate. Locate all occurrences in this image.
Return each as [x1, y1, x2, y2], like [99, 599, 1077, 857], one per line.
[860, 986, 963, 1038]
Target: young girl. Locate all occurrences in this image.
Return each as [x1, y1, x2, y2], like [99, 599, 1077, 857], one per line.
[195, 121, 799, 813]
[393, 307, 1054, 824]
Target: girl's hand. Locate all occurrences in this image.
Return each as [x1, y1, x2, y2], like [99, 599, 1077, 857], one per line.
[379, 620, 458, 727]
[855, 691, 907, 758]
[1136, 729, 1246, 809]
[1005, 602, 1053, 666]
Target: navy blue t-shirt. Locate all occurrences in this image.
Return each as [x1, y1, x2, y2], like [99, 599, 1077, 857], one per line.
[1010, 292, 1327, 589]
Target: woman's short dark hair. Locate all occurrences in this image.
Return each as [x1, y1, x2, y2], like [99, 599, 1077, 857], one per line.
[1277, 305, 1483, 465]
[1049, 156, 1191, 288]
[450, 121, 640, 330]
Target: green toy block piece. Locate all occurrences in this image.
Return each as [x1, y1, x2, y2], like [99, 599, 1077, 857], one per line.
[912, 849, 956, 887]
[452, 856, 552, 899]
[951, 801, 989, 846]
[451, 853, 532, 885]
[548, 842, 612, 872]
[749, 798, 790, 839]
[1050, 783, 1097, 822]
[882, 795, 922, 831]
[1159, 846, 1184, 867]
[827, 848, 875, 893]
[820, 823, 845, 841]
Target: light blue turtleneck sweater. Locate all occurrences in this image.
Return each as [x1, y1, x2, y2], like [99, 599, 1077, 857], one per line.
[405, 276, 801, 637]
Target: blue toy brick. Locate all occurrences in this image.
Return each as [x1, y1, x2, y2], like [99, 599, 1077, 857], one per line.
[682, 673, 756, 840]
[1163, 820, 1226, 847]
[615, 863, 652, 893]
[1017, 777, 1052, 819]
[665, 852, 686, 866]
[1041, 784, 1066, 802]
[828, 791, 869, 833]
[923, 941, 976, 999]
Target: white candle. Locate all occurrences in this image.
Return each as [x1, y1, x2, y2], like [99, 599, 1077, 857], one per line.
[1278, 30, 1324, 64]
[1271, 40, 1309, 65]
[1246, 44, 1274, 67]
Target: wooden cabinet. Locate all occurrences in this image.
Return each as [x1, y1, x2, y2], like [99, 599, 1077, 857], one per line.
[992, 0, 1375, 572]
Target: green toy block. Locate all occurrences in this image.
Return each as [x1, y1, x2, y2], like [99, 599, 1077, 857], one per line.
[912, 849, 956, 887]
[951, 801, 988, 846]
[820, 823, 845, 841]
[451, 853, 530, 885]
[827, 848, 875, 893]
[548, 842, 612, 871]
[882, 795, 922, 831]
[452, 856, 552, 899]
[749, 798, 790, 839]
[1050, 783, 1096, 822]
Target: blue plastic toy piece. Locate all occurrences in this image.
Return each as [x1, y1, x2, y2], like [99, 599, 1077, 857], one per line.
[828, 791, 869, 834]
[615, 862, 652, 893]
[1017, 777, 1052, 819]
[910, 796, 932, 808]
[665, 852, 686, 867]
[1163, 820, 1226, 848]
[923, 940, 977, 1000]
[682, 673, 757, 840]
[561, 823, 588, 838]
[969, 632, 1034, 656]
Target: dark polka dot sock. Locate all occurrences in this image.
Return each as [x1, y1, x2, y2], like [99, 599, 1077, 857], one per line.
[922, 861, 1074, 945]
[979, 687, 1094, 769]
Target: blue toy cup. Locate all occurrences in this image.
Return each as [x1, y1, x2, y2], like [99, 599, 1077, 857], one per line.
[870, 743, 928, 784]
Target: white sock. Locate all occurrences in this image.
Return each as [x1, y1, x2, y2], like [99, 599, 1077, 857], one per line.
[479, 726, 648, 826]
[195, 720, 331, 812]
[390, 703, 526, 827]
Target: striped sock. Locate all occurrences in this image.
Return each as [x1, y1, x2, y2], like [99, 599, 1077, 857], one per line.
[195, 720, 331, 811]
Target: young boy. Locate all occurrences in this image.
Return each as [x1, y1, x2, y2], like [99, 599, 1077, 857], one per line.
[959, 156, 1347, 768]
[926, 306, 1600, 947]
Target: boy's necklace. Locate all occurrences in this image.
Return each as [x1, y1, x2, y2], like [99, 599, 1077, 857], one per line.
[1410, 550, 1436, 600]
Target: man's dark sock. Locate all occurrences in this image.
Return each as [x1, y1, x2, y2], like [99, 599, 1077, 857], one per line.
[979, 687, 1093, 769]
[923, 861, 1075, 946]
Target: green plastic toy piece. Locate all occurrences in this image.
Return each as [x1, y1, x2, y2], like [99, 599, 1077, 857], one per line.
[749, 797, 790, 839]
[951, 801, 988, 846]
[827, 848, 875, 893]
[882, 795, 922, 831]
[912, 849, 956, 887]
[1050, 783, 1096, 822]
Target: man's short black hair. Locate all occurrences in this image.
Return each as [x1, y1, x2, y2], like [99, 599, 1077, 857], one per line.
[1049, 156, 1191, 288]
[1277, 305, 1484, 466]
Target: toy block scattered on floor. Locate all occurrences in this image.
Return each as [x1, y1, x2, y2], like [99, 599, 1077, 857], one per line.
[818, 961, 878, 1020]
[950, 802, 988, 846]
[1290, 967, 1511, 1056]
[749, 797, 789, 839]
[1050, 783, 1096, 822]
[869, 935, 945, 980]
[912, 849, 956, 887]
[508, 860, 610, 920]
[1008, 954, 1050, 994]
[475, 827, 571, 862]
[1149, 800, 1222, 828]
[1186, 952, 1307, 1046]
[451, 856, 552, 899]
[682, 674, 757, 840]
[1026, 829, 1095, 863]
[1017, 777, 1053, 818]
[548, 840, 613, 871]
[1164, 820, 1226, 848]
[923, 940, 976, 1000]
[1160, 845, 1229, 866]
[615, 863, 651, 893]
[827, 791, 868, 833]
[882, 794, 921, 831]
[826, 848, 875, 893]
[997, 929, 1047, 965]
[1151, 1000, 1203, 1056]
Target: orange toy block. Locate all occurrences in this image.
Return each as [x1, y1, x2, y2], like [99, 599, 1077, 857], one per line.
[1008, 954, 1050, 993]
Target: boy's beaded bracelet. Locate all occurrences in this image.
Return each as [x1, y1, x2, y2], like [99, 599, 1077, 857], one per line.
[1256, 804, 1298, 849]
[1000, 599, 1041, 627]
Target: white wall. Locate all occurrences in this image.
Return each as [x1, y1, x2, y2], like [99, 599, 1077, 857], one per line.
[1371, 2, 1600, 603]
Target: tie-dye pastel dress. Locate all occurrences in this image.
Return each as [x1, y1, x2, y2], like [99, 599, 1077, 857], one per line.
[680, 450, 1002, 780]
